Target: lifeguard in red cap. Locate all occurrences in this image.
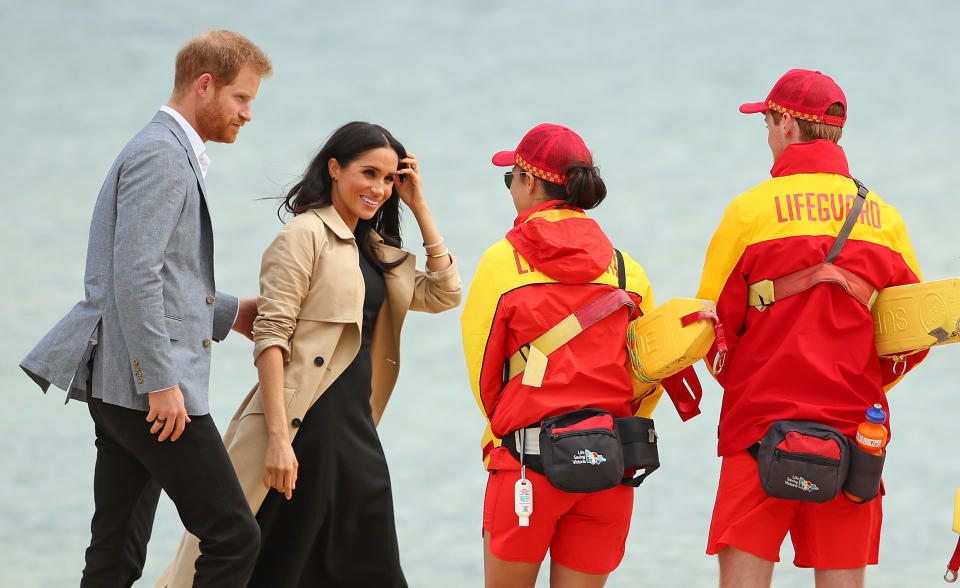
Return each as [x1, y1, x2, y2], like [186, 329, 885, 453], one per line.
[461, 124, 663, 587]
[697, 69, 928, 587]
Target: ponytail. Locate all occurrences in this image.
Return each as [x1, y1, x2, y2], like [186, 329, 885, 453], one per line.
[540, 162, 607, 210]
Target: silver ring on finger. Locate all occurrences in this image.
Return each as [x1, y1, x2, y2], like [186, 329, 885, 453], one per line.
[155, 418, 167, 424]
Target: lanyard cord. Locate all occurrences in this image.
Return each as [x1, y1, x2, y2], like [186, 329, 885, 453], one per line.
[519, 427, 526, 480]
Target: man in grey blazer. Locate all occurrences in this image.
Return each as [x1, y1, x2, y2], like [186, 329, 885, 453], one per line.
[20, 31, 272, 587]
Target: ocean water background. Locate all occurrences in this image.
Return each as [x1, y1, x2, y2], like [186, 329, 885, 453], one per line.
[2, 1, 958, 586]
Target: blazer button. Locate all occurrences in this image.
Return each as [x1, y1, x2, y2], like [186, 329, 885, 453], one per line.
[314, 356, 324, 367]
[206, 295, 215, 304]
[202, 339, 212, 347]
[291, 418, 302, 428]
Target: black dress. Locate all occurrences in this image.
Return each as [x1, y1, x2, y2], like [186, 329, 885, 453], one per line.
[248, 247, 407, 588]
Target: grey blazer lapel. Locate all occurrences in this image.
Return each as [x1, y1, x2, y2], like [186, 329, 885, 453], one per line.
[151, 110, 208, 199]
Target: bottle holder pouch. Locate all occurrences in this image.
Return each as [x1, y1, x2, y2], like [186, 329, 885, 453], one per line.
[841, 443, 885, 503]
[755, 420, 850, 503]
[615, 416, 660, 487]
[538, 408, 625, 493]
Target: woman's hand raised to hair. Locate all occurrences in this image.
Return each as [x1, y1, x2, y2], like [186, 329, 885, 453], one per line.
[396, 152, 451, 271]
[394, 153, 427, 213]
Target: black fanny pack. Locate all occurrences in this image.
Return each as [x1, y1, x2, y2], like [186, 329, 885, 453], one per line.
[502, 408, 660, 493]
[751, 420, 885, 504]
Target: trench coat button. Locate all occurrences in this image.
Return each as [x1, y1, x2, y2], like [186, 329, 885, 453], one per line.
[314, 356, 324, 367]
[291, 418, 302, 428]
[202, 339, 212, 347]
[206, 295, 215, 304]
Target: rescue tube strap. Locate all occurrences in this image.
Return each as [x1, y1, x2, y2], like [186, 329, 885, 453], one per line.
[747, 178, 877, 312]
[825, 179, 869, 263]
[506, 288, 636, 386]
[616, 248, 626, 290]
[747, 263, 879, 311]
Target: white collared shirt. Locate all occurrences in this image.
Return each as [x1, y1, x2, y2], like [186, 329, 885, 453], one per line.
[159, 105, 210, 178]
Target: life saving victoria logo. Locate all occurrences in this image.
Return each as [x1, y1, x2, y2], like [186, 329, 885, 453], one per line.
[785, 474, 819, 493]
[572, 449, 606, 465]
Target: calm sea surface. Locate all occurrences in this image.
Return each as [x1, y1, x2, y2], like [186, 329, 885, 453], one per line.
[2, 1, 959, 586]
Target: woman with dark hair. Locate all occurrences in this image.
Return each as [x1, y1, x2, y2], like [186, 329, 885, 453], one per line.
[157, 121, 462, 588]
[461, 124, 663, 588]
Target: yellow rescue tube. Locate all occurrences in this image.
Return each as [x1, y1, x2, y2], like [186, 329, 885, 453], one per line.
[872, 278, 960, 356]
[953, 485, 960, 534]
[627, 298, 717, 382]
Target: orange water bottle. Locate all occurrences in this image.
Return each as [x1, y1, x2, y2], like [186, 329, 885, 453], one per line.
[843, 404, 888, 503]
[854, 404, 888, 456]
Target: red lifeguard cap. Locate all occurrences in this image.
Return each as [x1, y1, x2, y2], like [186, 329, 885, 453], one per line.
[740, 69, 847, 127]
[492, 123, 592, 185]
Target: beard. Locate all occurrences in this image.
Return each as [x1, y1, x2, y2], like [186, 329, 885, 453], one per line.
[196, 93, 240, 143]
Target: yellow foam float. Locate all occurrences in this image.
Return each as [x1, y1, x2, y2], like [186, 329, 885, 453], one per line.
[627, 298, 718, 382]
[872, 278, 960, 356]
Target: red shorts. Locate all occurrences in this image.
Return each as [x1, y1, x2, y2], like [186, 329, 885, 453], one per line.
[483, 466, 633, 575]
[707, 451, 883, 568]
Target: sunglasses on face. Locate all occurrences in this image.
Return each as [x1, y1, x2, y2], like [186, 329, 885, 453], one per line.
[503, 170, 529, 189]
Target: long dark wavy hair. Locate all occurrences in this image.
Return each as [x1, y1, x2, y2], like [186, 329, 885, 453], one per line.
[280, 121, 409, 274]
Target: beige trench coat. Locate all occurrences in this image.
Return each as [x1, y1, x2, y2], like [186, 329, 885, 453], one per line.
[156, 205, 462, 587]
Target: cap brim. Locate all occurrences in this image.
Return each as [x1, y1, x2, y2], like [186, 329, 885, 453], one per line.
[739, 101, 768, 114]
[491, 150, 516, 166]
